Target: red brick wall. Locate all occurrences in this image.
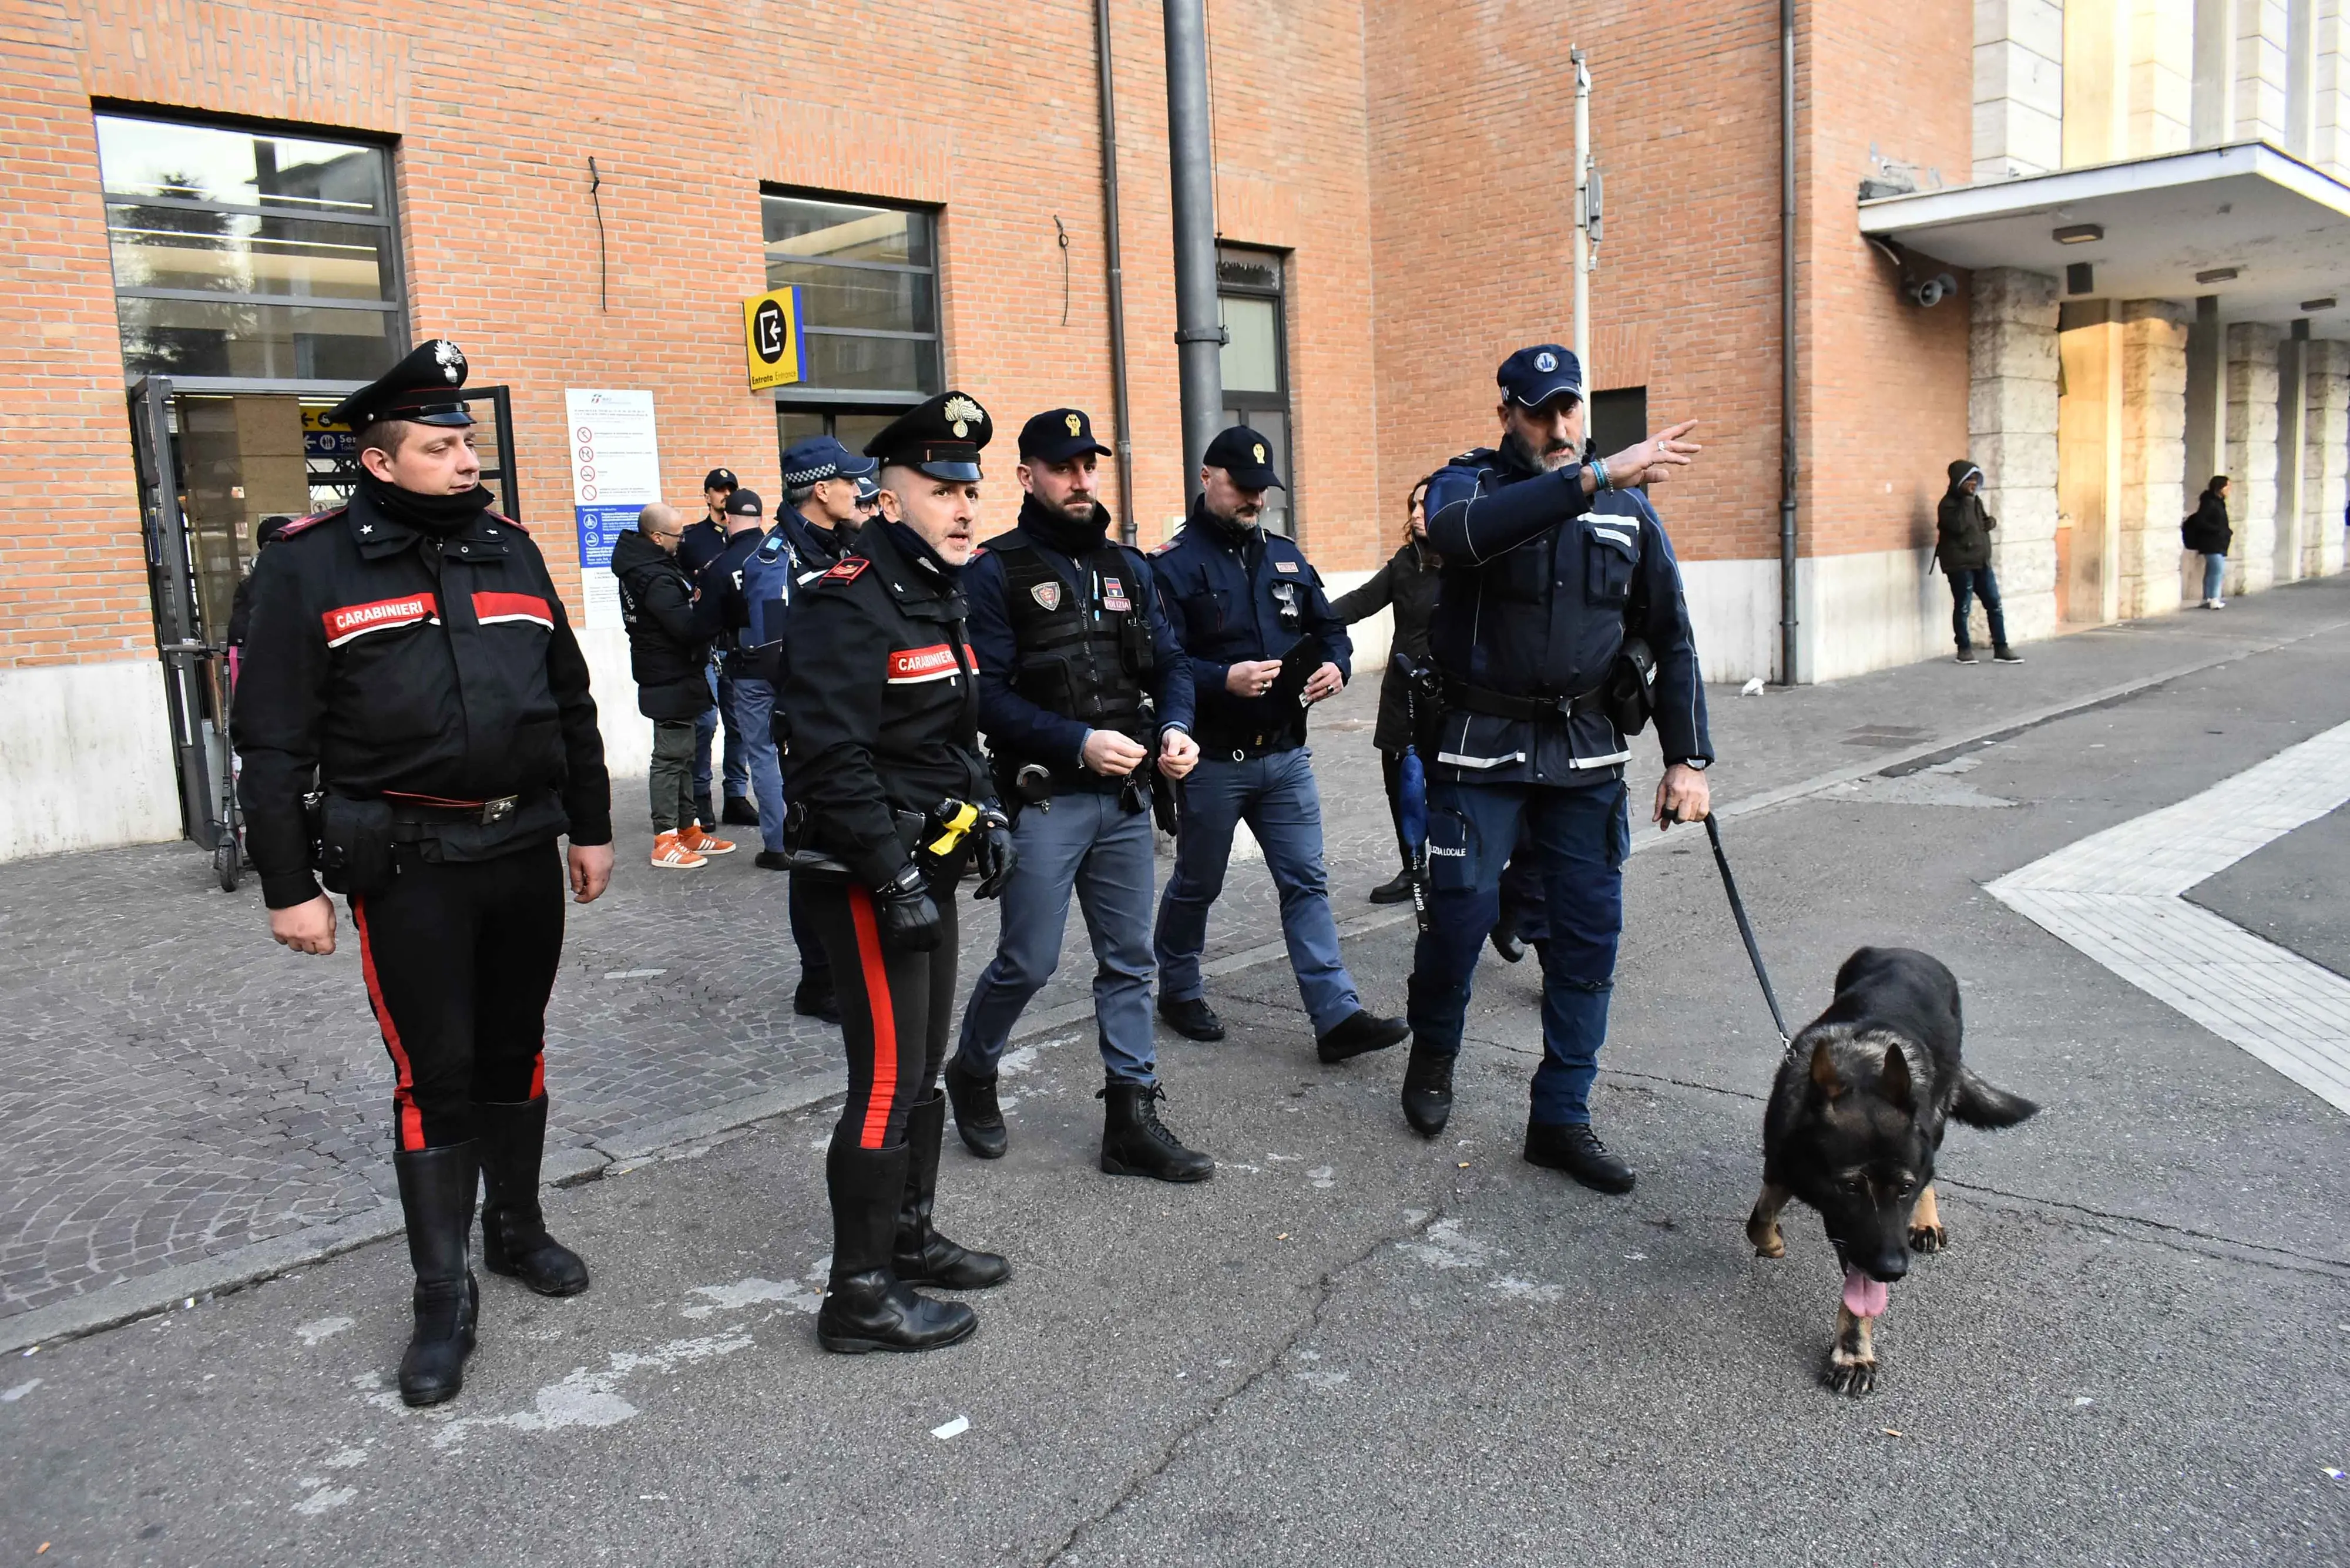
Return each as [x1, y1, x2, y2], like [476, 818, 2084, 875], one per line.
[0, 0, 1382, 669]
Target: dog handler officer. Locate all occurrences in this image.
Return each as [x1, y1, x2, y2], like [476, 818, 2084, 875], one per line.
[1400, 345, 1711, 1194]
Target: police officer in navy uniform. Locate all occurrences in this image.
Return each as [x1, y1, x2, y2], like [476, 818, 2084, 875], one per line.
[232, 340, 614, 1406]
[776, 435, 876, 578]
[780, 391, 1019, 1354]
[1152, 427, 1409, 1062]
[945, 408, 1213, 1181]
[1402, 344, 1708, 1193]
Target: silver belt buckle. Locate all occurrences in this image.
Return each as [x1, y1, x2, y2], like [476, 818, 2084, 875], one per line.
[481, 795, 518, 825]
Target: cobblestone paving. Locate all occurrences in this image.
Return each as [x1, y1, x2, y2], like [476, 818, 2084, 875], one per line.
[6, 574, 2338, 1322]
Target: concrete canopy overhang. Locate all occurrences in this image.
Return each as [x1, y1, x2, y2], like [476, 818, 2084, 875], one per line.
[1858, 142, 2350, 330]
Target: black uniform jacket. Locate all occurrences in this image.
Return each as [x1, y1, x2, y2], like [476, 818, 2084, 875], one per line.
[610, 528, 715, 720]
[1153, 499, 1351, 756]
[778, 519, 995, 889]
[1422, 445, 1711, 787]
[231, 485, 612, 910]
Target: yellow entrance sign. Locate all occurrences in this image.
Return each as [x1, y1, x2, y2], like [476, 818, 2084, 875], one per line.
[742, 285, 806, 391]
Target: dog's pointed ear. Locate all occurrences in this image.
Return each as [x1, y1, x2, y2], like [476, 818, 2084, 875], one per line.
[1808, 1040, 1844, 1100]
[1879, 1045, 1915, 1114]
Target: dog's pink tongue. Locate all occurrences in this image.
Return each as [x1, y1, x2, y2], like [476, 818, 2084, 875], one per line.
[1842, 1267, 1889, 1318]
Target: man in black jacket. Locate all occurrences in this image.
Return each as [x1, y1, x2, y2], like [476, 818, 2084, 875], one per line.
[613, 503, 733, 868]
[2183, 475, 2232, 608]
[1936, 461, 2021, 664]
[232, 340, 612, 1407]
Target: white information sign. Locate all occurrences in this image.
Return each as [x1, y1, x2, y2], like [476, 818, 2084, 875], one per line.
[565, 389, 663, 631]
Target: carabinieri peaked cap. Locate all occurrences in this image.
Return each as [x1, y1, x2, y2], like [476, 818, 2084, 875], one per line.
[864, 391, 992, 482]
[324, 338, 475, 430]
[1495, 343, 1584, 409]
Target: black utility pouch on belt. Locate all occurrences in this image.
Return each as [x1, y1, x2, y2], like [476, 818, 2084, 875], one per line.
[1603, 636, 1657, 738]
[313, 794, 397, 898]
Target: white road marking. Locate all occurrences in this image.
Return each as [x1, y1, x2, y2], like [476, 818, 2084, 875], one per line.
[1989, 718, 2350, 1115]
[295, 1315, 354, 1347]
[2, 1378, 41, 1402]
[293, 1486, 355, 1515]
[427, 1335, 753, 1448]
[931, 1414, 970, 1440]
[682, 1276, 822, 1318]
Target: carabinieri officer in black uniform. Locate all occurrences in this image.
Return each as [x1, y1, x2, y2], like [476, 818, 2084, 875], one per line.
[232, 340, 614, 1406]
[1401, 344, 1707, 1193]
[780, 391, 1019, 1355]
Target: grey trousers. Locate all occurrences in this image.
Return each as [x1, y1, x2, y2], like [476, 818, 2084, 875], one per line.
[649, 718, 698, 834]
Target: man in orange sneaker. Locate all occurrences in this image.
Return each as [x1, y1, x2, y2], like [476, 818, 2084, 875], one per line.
[612, 502, 730, 867]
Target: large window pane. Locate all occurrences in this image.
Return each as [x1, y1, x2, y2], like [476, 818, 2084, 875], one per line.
[106, 207, 391, 300]
[763, 197, 932, 268]
[765, 260, 936, 335]
[799, 333, 938, 394]
[116, 296, 402, 381]
[1220, 296, 1280, 393]
[96, 117, 391, 219]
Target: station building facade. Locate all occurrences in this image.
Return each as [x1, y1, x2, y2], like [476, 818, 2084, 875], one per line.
[0, 0, 2343, 858]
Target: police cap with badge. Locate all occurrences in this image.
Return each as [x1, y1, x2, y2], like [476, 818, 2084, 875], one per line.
[1018, 408, 1113, 465]
[324, 339, 475, 432]
[1201, 424, 1284, 489]
[864, 391, 993, 481]
[1497, 343, 1583, 410]
[781, 435, 879, 490]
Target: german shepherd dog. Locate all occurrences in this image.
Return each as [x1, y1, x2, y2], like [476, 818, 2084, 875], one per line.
[1745, 946, 2038, 1394]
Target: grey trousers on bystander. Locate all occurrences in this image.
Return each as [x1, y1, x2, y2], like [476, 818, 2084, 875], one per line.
[649, 718, 697, 834]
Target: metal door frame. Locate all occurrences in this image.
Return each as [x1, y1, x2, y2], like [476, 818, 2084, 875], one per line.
[127, 375, 223, 848]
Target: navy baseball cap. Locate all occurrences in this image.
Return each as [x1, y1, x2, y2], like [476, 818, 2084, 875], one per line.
[1019, 407, 1114, 464]
[1201, 425, 1284, 489]
[853, 471, 880, 505]
[723, 488, 764, 518]
[780, 437, 878, 488]
[703, 468, 738, 492]
[1496, 344, 1583, 408]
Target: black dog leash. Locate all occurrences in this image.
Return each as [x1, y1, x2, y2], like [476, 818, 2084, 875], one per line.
[1700, 814, 1791, 1046]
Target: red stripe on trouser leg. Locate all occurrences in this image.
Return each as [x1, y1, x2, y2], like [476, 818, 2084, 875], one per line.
[352, 899, 427, 1152]
[848, 885, 899, 1150]
[529, 1049, 546, 1099]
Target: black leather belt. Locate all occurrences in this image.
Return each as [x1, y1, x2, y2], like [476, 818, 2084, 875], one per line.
[1439, 676, 1594, 723]
[382, 791, 521, 826]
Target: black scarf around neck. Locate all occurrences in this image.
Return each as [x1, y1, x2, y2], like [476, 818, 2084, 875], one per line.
[881, 518, 959, 582]
[360, 473, 494, 538]
[1019, 493, 1111, 556]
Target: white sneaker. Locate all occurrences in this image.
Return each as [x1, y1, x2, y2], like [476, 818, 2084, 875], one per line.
[2208, 597, 2226, 609]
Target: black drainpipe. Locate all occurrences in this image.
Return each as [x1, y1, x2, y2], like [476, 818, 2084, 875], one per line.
[1096, 0, 1138, 545]
[1777, 0, 1800, 684]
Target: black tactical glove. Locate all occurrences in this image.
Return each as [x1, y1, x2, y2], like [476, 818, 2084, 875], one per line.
[871, 861, 942, 952]
[971, 805, 1018, 900]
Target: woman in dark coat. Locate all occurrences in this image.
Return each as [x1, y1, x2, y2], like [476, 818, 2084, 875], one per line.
[1329, 475, 1441, 903]
[2183, 475, 2231, 608]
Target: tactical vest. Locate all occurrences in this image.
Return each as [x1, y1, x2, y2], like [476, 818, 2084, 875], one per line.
[993, 533, 1155, 740]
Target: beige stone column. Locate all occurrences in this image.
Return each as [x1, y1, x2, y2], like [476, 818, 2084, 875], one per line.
[2225, 321, 2283, 594]
[1970, 269, 2062, 643]
[2306, 339, 2350, 577]
[2116, 301, 2192, 618]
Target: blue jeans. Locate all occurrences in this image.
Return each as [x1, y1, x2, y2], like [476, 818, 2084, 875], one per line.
[956, 791, 1159, 1086]
[2202, 552, 2227, 600]
[694, 660, 748, 801]
[1154, 748, 1359, 1034]
[727, 674, 787, 854]
[1407, 778, 1629, 1125]
[1948, 566, 2008, 652]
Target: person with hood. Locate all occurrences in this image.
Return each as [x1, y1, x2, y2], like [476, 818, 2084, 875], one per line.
[613, 503, 733, 868]
[1936, 460, 2021, 664]
[1329, 474, 1442, 904]
[2183, 475, 2232, 608]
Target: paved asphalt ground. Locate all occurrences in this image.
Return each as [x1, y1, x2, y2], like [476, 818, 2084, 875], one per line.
[6, 580, 2350, 1565]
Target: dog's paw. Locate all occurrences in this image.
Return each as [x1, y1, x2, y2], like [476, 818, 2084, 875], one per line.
[1907, 1221, 1948, 1254]
[1745, 1211, 1787, 1258]
[1823, 1355, 1877, 1396]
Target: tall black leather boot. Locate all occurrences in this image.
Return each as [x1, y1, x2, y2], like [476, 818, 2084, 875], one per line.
[817, 1135, 977, 1355]
[476, 1096, 590, 1297]
[393, 1143, 480, 1407]
[892, 1093, 1009, 1290]
[1099, 1082, 1216, 1183]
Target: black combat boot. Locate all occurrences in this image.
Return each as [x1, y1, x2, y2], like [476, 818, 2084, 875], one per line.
[942, 1054, 1007, 1159]
[1099, 1081, 1216, 1183]
[1369, 868, 1414, 905]
[817, 1137, 976, 1355]
[793, 978, 842, 1025]
[1399, 1042, 1456, 1137]
[476, 1096, 590, 1297]
[1523, 1119, 1636, 1194]
[1316, 1009, 1409, 1064]
[892, 1093, 1009, 1290]
[1157, 994, 1226, 1042]
[721, 794, 760, 825]
[393, 1143, 480, 1406]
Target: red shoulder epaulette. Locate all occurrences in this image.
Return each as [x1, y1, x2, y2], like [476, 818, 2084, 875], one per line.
[821, 557, 870, 583]
[274, 506, 347, 539]
[486, 509, 528, 532]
